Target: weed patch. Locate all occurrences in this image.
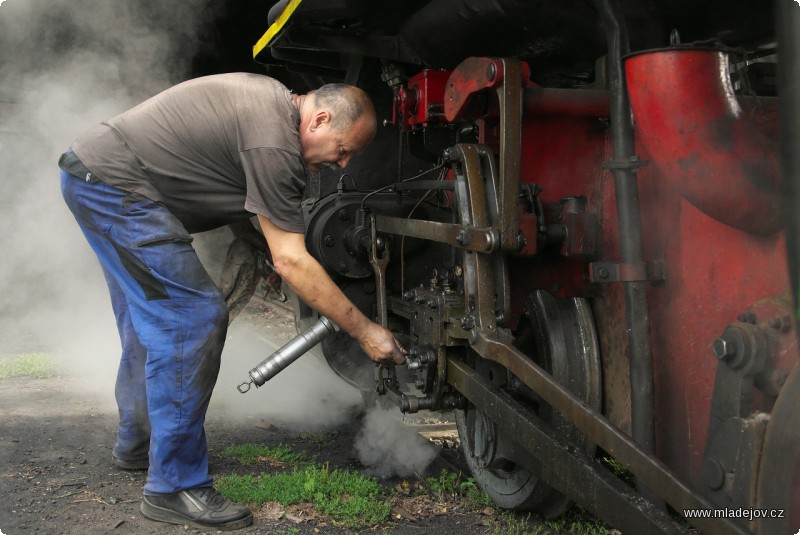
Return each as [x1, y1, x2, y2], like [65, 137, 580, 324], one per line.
[297, 432, 329, 444]
[494, 508, 614, 535]
[223, 443, 306, 465]
[216, 464, 391, 528]
[0, 353, 59, 379]
[424, 469, 490, 506]
[600, 456, 636, 488]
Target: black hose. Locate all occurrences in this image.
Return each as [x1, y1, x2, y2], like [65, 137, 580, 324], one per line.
[592, 0, 656, 457]
[778, 0, 800, 331]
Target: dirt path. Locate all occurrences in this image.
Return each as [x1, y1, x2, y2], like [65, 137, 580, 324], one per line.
[0, 299, 505, 535]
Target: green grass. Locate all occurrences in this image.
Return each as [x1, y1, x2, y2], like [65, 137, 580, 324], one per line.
[425, 469, 491, 506]
[491, 508, 614, 535]
[216, 448, 612, 533]
[601, 455, 636, 487]
[222, 443, 307, 465]
[491, 512, 536, 535]
[0, 353, 59, 379]
[297, 431, 329, 444]
[216, 463, 392, 528]
[529, 515, 612, 535]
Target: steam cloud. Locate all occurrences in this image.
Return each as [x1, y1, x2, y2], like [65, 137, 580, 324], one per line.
[0, 0, 375, 427]
[0, 0, 222, 383]
[0, 2, 443, 478]
[355, 405, 439, 477]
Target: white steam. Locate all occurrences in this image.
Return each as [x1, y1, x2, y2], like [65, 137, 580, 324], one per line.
[355, 405, 439, 477]
[0, 0, 218, 384]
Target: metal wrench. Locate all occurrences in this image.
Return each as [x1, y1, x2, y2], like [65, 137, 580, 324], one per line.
[368, 212, 390, 327]
[368, 211, 399, 393]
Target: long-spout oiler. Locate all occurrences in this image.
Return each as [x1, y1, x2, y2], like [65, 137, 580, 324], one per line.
[237, 316, 338, 393]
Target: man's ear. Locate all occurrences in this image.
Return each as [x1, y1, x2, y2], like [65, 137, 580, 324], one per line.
[309, 110, 330, 131]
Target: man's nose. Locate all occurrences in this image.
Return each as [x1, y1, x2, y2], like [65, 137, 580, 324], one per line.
[337, 154, 352, 169]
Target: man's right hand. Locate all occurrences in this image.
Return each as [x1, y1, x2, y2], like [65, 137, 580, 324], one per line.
[356, 322, 406, 365]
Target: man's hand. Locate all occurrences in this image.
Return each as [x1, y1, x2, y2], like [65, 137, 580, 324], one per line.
[355, 322, 407, 365]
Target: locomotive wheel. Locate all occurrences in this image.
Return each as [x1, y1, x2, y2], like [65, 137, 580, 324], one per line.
[755, 361, 800, 533]
[455, 290, 602, 516]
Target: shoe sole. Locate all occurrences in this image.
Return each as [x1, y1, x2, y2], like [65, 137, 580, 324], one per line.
[112, 457, 149, 471]
[140, 498, 253, 531]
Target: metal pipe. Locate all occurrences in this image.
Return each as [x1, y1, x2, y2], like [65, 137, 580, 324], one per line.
[237, 316, 338, 393]
[778, 0, 800, 326]
[593, 0, 656, 457]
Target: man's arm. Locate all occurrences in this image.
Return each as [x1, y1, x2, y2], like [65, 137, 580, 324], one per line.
[257, 214, 405, 364]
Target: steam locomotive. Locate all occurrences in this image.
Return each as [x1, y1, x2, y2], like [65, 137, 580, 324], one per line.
[242, 1, 800, 533]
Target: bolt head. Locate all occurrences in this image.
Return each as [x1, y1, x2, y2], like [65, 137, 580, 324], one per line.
[515, 232, 526, 251]
[702, 458, 726, 491]
[486, 62, 497, 82]
[769, 315, 793, 333]
[712, 337, 733, 360]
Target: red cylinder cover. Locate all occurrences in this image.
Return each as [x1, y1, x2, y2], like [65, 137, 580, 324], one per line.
[625, 48, 781, 236]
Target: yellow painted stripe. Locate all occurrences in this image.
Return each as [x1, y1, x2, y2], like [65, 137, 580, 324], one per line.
[252, 0, 304, 59]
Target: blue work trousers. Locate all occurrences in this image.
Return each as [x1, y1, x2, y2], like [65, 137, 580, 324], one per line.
[60, 169, 228, 494]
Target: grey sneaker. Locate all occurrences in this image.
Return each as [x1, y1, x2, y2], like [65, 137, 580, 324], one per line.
[140, 487, 253, 530]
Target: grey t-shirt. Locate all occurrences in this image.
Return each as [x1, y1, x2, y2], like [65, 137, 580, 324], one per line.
[71, 73, 307, 234]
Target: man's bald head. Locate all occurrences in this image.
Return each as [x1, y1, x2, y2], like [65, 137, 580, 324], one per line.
[309, 84, 377, 138]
